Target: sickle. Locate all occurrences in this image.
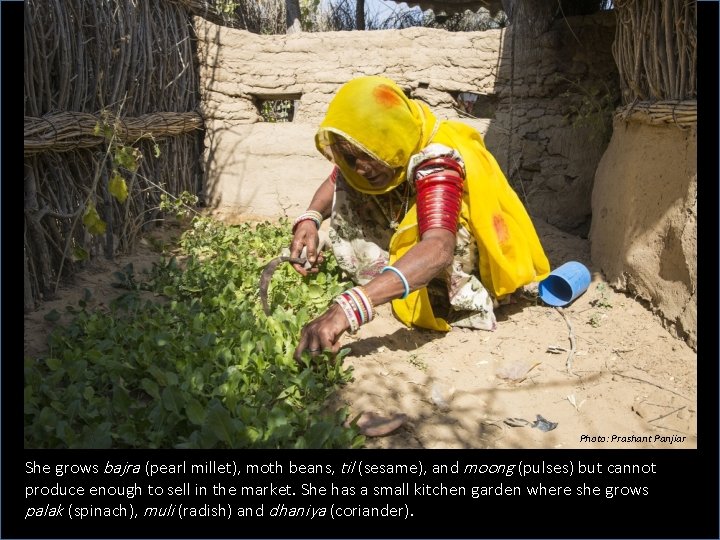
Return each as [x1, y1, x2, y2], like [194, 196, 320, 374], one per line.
[259, 256, 308, 315]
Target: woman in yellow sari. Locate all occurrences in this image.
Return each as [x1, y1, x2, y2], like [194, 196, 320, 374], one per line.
[290, 76, 549, 360]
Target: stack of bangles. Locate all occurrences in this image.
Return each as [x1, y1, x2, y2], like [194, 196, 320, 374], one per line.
[292, 210, 323, 232]
[333, 286, 374, 334]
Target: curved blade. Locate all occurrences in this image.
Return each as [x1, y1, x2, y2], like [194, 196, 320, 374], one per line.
[259, 256, 307, 315]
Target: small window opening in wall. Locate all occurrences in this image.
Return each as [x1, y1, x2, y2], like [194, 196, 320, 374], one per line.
[253, 94, 301, 122]
[453, 92, 498, 119]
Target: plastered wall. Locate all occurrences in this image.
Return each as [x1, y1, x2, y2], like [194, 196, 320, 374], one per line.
[590, 120, 697, 348]
[194, 12, 618, 233]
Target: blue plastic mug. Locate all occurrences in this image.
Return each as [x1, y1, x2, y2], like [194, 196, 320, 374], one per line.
[538, 261, 592, 307]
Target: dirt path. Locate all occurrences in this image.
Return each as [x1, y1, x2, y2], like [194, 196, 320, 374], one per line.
[333, 221, 696, 448]
[24, 220, 697, 449]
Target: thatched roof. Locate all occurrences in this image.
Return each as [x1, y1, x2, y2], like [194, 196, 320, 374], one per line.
[399, 0, 505, 16]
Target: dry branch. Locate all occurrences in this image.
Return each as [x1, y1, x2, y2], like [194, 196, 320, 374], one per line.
[615, 99, 696, 127]
[168, 0, 244, 28]
[25, 111, 204, 156]
[612, 0, 696, 104]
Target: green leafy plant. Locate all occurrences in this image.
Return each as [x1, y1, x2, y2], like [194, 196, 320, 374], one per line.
[588, 312, 604, 328]
[217, 0, 240, 15]
[86, 111, 162, 237]
[407, 354, 427, 372]
[159, 191, 199, 219]
[590, 283, 613, 309]
[300, 0, 321, 31]
[260, 100, 294, 123]
[556, 76, 617, 145]
[25, 217, 363, 449]
[587, 284, 613, 327]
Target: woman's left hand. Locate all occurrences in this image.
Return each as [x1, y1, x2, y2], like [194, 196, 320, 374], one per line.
[293, 304, 350, 361]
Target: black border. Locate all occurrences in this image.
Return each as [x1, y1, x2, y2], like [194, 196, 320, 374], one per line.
[6, 1, 719, 538]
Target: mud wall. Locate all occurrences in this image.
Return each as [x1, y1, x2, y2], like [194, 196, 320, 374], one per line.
[589, 119, 696, 348]
[194, 12, 617, 232]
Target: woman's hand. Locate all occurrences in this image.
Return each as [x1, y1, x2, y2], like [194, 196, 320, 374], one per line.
[293, 304, 349, 361]
[289, 221, 324, 275]
[289, 175, 335, 275]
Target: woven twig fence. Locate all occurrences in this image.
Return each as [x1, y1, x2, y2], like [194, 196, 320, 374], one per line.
[615, 99, 696, 128]
[612, 0, 696, 104]
[24, 0, 204, 312]
[25, 111, 204, 155]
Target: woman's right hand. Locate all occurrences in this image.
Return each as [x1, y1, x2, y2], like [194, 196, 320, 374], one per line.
[289, 175, 335, 275]
[289, 220, 324, 276]
[293, 303, 349, 361]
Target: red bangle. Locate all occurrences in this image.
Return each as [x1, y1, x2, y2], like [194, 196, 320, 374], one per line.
[415, 170, 464, 236]
[342, 293, 362, 326]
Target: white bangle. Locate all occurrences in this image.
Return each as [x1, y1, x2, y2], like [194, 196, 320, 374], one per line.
[352, 286, 374, 323]
[381, 266, 410, 299]
[334, 294, 359, 334]
[292, 210, 323, 232]
[346, 288, 368, 325]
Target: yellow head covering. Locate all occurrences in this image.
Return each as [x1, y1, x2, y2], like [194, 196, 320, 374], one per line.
[317, 77, 550, 331]
[315, 76, 436, 195]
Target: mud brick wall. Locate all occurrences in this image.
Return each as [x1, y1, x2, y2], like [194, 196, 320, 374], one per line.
[194, 12, 617, 235]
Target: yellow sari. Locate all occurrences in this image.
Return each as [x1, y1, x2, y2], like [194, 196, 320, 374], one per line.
[316, 76, 550, 331]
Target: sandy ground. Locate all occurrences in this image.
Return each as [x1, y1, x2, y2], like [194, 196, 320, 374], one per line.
[24, 220, 697, 450]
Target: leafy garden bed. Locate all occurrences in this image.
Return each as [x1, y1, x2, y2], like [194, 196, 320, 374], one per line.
[24, 217, 364, 449]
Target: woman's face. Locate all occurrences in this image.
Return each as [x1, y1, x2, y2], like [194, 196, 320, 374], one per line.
[332, 138, 396, 189]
